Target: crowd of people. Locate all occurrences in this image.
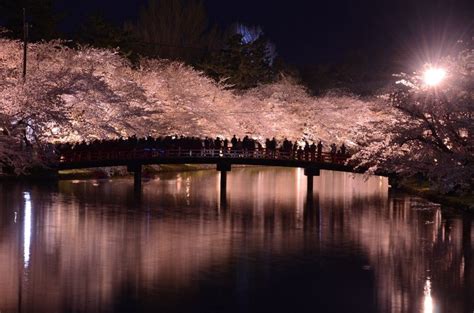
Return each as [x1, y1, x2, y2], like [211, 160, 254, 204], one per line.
[57, 135, 350, 162]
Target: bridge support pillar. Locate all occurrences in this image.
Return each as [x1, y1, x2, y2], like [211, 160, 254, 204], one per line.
[127, 164, 142, 189]
[304, 167, 320, 199]
[217, 163, 231, 205]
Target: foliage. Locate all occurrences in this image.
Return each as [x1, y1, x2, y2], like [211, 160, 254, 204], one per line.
[125, 0, 221, 64]
[231, 23, 277, 65]
[0, 39, 154, 171]
[355, 48, 474, 193]
[74, 13, 144, 63]
[0, 38, 392, 173]
[201, 34, 276, 89]
[300, 51, 392, 96]
[77, 14, 127, 49]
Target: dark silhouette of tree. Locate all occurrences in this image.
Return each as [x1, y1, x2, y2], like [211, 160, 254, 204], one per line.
[300, 51, 393, 95]
[0, 0, 61, 40]
[76, 13, 141, 62]
[77, 13, 125, 48]
[201, 34, 277, 89]
[125, 0, 221, 64]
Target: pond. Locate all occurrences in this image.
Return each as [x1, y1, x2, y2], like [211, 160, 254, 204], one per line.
[0, 168, 472, 313]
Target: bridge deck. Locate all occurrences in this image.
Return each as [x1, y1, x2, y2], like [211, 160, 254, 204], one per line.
[56, 148, 357, 173]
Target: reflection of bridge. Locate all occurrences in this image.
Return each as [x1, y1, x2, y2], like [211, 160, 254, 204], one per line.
[56, 148, 358, 198]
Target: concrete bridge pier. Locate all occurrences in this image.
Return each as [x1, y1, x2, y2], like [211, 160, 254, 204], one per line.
[304, 167, 320, 199]
[127, 164, 142, 190]
[217, 162, 231, 205]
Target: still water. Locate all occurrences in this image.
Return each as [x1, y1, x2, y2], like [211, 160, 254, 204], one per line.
[0, 168, 472, 313]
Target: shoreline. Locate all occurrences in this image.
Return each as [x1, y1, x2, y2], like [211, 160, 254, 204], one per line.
[57, 164, 215, 180]
[3, 167, 472, 212]
[395, 183, 474, 213]
[0, 164, 232, 182]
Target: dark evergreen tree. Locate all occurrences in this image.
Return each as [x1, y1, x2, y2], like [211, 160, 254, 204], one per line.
[76, 13, 141, 62]
[300, 51, 393, 95]
[201, 34, 276, 89]
[126, 0, 221, 64]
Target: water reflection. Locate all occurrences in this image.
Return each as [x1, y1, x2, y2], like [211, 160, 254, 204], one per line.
[23, 192, 32, 268]
[423, 278, 433, 313]
[0, 168, 472, 313]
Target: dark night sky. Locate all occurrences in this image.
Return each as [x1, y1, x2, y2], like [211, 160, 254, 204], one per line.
[53, 0, 474, 65]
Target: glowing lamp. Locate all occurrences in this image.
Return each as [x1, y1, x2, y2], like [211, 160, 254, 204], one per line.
[423, 68, 446, 86]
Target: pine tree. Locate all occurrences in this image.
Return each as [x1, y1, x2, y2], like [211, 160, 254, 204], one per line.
[127, 0, 220, 64]
[201, 34, 276, 89]
[76, 13, 140, 62]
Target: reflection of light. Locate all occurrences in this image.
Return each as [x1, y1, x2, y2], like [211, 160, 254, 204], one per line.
[23, 192, 32, 268]
[424, 68, 446, 86]
[295, 169, 304, 226]
[176, 175, 182, 192]
[185, 177, 191, 205]
[423, 278, 434, 313]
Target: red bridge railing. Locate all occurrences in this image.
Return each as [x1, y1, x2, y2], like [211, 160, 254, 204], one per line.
[58, 148, 350, 165]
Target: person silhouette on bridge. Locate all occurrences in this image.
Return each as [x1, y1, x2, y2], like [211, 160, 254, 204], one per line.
[310, 142, 316, 161]
[231, 135, 238, 152]
[265, 138, 271, 157]
[243, 136, 250, 156]
[330, 143, 337, 162]
[215, 137, 222, 156]
[236, 139, 243, 156]
[304, 141, 310, 161]
[340, 143, 346, 156]
[297, 146, 303, 160]
[317, 141, 323, 161]
[271, 137, 277, 148]
[292, 142, 298, 159]
[223, 138, 229, 156]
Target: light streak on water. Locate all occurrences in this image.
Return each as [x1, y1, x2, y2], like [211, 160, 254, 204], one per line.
[295, 168, 304, 226]
[23, 192, 32, 268]
[423, 277, 434, 313]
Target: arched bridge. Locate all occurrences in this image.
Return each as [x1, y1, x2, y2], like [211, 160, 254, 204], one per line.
[56, 144, 360, 199]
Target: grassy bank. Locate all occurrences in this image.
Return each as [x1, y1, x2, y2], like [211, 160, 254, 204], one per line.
[397, 178, 474, 212]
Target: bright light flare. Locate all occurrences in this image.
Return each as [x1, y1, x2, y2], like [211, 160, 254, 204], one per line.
[423, 68, 446, 86]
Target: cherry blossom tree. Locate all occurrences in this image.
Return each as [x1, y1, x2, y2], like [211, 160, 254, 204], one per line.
[0, 39, 155, 171]
[355, 47, 474, 193]
[0, 37, 393, 173]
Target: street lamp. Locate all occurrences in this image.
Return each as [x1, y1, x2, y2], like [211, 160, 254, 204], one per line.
[423, 67, 446, 87]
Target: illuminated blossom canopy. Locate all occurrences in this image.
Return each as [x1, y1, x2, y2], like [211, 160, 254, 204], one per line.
[354, 46, 474, 193]
[0, 37, 391, 172]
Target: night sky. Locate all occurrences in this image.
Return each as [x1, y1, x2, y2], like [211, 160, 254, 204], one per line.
[32, 0, 474, 65]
